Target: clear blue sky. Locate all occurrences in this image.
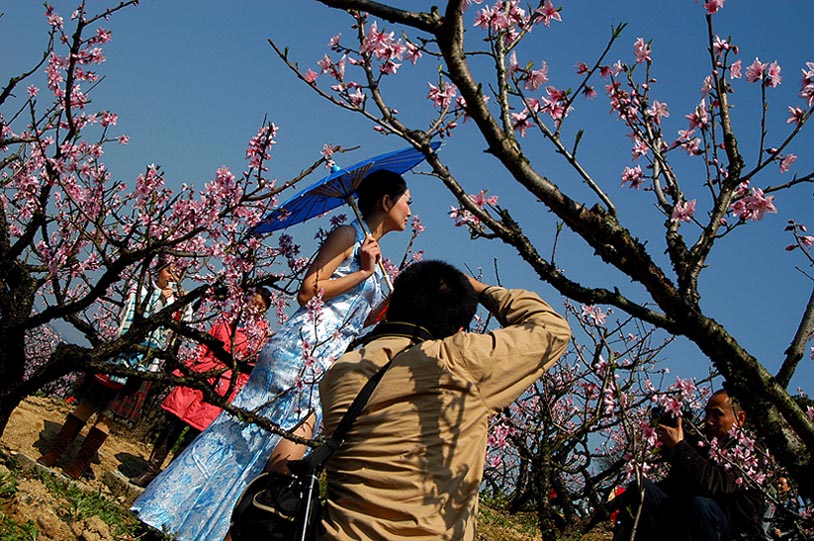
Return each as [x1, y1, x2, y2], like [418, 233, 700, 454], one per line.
[3, 1, 812, 392]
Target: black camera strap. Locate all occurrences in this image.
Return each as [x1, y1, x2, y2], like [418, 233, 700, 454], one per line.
[291, 321, 432, 475]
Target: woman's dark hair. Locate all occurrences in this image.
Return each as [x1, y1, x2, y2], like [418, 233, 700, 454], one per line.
[256, 287, 273, 311]
[355, 170, 408, 219]
[387, 260, 477, 339]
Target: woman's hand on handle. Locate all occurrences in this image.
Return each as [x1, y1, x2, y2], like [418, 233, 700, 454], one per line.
[359, 235, 381, 275]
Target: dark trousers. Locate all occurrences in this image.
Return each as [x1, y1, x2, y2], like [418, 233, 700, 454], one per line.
[154, 413, 201, 458]
[613, 479, 730, 541]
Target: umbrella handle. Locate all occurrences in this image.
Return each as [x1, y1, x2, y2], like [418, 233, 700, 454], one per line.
[346, 198, 394, 294]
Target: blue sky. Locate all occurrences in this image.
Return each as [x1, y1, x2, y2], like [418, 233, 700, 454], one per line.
[3, 1, 813, 392]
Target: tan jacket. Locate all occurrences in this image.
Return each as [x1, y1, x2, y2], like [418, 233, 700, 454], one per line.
[319, 287, 571, 541]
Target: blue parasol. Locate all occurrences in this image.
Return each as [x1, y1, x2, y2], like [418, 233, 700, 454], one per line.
[254, 142, 440, 292]
[253, 142, 440, 235]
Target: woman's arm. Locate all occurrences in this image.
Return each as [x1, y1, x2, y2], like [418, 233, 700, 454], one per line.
[297, 225, 381, 306]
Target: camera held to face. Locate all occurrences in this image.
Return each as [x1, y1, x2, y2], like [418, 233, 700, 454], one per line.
[650, 405, 681, 428]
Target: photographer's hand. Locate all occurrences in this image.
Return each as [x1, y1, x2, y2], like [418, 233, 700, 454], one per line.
[656, 417, 684, 449]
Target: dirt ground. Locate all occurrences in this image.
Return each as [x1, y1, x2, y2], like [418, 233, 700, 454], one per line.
[1, 395, 154, 541]
[1, 395, 613, 541]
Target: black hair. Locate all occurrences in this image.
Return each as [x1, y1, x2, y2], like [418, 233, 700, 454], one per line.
[355, 169, 408, 219]
[153, 256, 172, 274]
[256, 287, 273, 311]
[387, 260, 477, 339]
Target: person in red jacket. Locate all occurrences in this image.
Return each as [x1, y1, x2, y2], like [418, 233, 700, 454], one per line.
[129, 288, 272, 487]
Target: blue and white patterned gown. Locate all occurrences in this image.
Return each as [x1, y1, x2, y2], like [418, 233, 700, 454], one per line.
[132, 221, 386, 541]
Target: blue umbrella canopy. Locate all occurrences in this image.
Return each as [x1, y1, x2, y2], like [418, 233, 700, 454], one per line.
[253, 142, 440, 234]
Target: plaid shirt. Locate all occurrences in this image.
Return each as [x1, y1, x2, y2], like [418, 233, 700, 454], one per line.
[107, 282, 185, 381]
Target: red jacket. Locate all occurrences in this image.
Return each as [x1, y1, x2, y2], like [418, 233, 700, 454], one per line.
[161, 318, 270, 431]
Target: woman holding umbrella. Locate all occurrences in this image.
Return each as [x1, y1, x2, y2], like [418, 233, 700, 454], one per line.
[132, 170, 412, 541]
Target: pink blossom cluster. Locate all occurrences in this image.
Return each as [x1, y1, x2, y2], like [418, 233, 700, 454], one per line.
[706, 427, 772, 487]
[360, 21, 421, 74]
[449, 190, 498, 228]
[729, 182, 777, 221]
[670, 199, 696, 223]
[744, 57, 783, 88]
[784, 220, 814, 253]
[581, 304, 608, 326]
[427, 82, 458, 109]
[473, 0, 562, 37]
[621, 165, 644, 189]
[245, 123, 278, 171]
[699, 0, 726, 15]
[796, 61, 814, 107]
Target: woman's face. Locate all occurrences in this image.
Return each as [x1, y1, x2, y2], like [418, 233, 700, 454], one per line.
[156, 266, 179, 289]
[248, 293, 270, 314]
[385, 189, 412, 232]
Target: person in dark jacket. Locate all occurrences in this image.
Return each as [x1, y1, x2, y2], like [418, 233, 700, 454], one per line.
[613, 389, 767, 541]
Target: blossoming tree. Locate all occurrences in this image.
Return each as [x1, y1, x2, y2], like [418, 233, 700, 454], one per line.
[0, 2, 319, 436]
[272, 0, 814, 499]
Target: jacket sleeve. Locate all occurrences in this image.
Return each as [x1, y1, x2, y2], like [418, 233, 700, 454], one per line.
[188, 321, 232, 373]
[667, 440, 742, 497]
[446, 286, 572, 412]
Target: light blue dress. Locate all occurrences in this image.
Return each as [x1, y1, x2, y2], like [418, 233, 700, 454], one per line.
[132, 221, 386, 541]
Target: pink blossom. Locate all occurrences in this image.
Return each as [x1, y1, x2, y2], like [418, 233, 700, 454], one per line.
[680, 137, 703, 156]
[317, 54, 333, 74]
[245, 123, 278, 169]
[699, 75, 714, 98]
[471, 190, 498, 208]
[779, 154, 797, 173]
[117, 135, 129, 145]
[348, 88, 365, 107]
[671, 199, 696, 223]
[575, 61, 589, 75]
[765, 61, 782, 88]
[46, 7, 64, 29]
[404, 42, 422, 65]
[646, 100, 670, 125]
[583, 85, 598, 100]
[729, 59, 742, 79]
[786, 106, 806, 125]
[304, 69, 319, 83]
[633, 37, 651, 64]
[524, 61, 549, 91]
[685, 100, 709, 129]
[730, 183, 777, 221]
[533, 0, 562, 27]
[745, 57, 766, 83]
[712, 35, 731, 57]
[411, 215, 425, 234]
[427, 82, 457, 109]
[702, 0, 725, 14]
[799, 61, 814, 106]
[449, 205, 480, 227]
[320, 144, 336, 162]
[511, 110, 533, 137]
[581, 304, 607, 326]
[27, 85, 39, 97]
[328, 34, 341, 48]
[631, 137, 649, 160]
[99, 111, 118, 127]
[621, 165, 644, 189]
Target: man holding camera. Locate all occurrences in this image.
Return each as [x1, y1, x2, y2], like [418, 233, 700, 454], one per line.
[613, 389, 767, 541]
[318, 260, 571, 541]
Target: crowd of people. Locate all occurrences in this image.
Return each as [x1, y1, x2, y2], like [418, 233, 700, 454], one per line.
[35, 168, 803, 540]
